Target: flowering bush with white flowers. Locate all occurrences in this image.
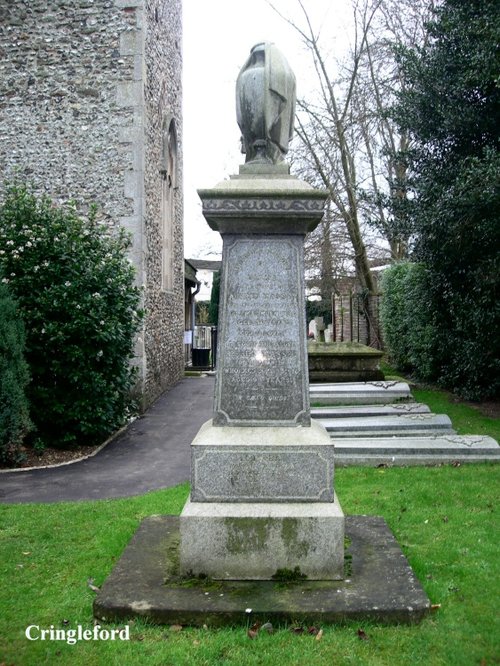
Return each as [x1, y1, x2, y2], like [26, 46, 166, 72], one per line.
[0, 185, 143, 448]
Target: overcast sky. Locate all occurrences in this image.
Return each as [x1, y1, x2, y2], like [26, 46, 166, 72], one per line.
[182, 0, 352, 258]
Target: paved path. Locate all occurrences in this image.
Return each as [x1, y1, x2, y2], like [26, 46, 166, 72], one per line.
[0, 376, 215, 504]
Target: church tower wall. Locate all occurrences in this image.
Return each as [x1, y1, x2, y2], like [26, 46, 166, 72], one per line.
[0, 0, 184, 407]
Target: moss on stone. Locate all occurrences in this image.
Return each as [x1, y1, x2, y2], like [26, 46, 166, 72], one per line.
[272, 566, 307, 582]
[307, 342, 384, 356]
[280, 519, 310, 558]
[224, 517, 274, 554]
[176, 572, 223, 591]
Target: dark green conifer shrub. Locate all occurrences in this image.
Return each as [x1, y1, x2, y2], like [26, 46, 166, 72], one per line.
[380, 262, 437, 382]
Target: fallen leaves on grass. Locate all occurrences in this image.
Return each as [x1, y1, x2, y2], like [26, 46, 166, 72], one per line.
[170, 624, 183, 632]
[247, 621, 275, 639]
[247, 621, 261, 639]
[87, 578, 100, 593]
[247, 623, 322, 640]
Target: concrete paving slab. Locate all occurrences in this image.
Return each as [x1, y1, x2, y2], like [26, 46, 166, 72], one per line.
[333, 435, 500, 465]
[310, 381, 412, 405]
[321, 414, 453, 435]
[311, 403, 431, 418]
[94, 515, 430, 626]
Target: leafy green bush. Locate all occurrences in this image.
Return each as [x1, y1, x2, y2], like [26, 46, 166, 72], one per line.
[0, 280, 32, 464]
[380, 264, 411, 370]
[208, 271, 220, 327]
[382, 260, 499, 399]
[0, 185, 142, 448]
[380, 262, 437, 382]
[306, 299, 332, 327]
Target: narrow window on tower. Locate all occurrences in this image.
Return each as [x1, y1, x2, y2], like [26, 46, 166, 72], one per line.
[160, 116, 177, 292]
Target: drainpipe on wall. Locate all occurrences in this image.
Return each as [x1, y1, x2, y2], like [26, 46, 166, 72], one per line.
[191, 280, 201, 349]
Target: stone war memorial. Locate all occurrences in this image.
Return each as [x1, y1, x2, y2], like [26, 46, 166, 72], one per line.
[95, 43, 431, 625]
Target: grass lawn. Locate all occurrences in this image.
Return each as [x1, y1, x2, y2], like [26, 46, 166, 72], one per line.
[381, 359, 500, 440]
[412, 388, 500, 442]
[1, 463, 499, 666]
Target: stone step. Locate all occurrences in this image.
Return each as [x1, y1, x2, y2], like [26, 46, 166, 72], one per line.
[319, 413, 454, 437]
[310, 381, 412, 405]
[333, 435, 500, 465]
[311, 403, 431, 419]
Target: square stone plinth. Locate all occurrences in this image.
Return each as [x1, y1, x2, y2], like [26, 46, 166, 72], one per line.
[179, 497, 345, 580]
[94, 515, 431, 626]
[190, 420, 335, 503]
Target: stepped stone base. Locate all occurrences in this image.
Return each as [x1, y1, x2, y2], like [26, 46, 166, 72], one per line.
[94, 515, 431, 626]
[180, 497, 345, 580]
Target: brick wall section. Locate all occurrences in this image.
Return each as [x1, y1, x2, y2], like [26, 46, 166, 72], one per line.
[332, 292, 382, 349]
[0, 0, 184, 408]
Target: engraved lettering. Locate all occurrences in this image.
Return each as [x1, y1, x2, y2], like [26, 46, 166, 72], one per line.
[215, 237, 308, 424]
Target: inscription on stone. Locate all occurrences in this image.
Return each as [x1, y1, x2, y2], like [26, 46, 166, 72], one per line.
[191, 446, 334, 502]
[214, 235, 309, 426]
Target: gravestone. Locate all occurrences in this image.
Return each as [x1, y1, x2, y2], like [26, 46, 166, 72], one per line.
[94, 43, 432, 626]
[179, 42, 345, 580]
[308, 319, 318, 339]
[314, 316, 326, 342]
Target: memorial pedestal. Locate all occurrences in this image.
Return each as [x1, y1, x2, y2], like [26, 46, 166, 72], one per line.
[94, 45, 430, 625]
[179, 169, 345, 581]
[188, 420, 335, 503]
[180, 498, 344, 580]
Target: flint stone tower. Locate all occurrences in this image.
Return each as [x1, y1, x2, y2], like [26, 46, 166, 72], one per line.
[180, 43, 345, 581]
[0, 0, 184, 407]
